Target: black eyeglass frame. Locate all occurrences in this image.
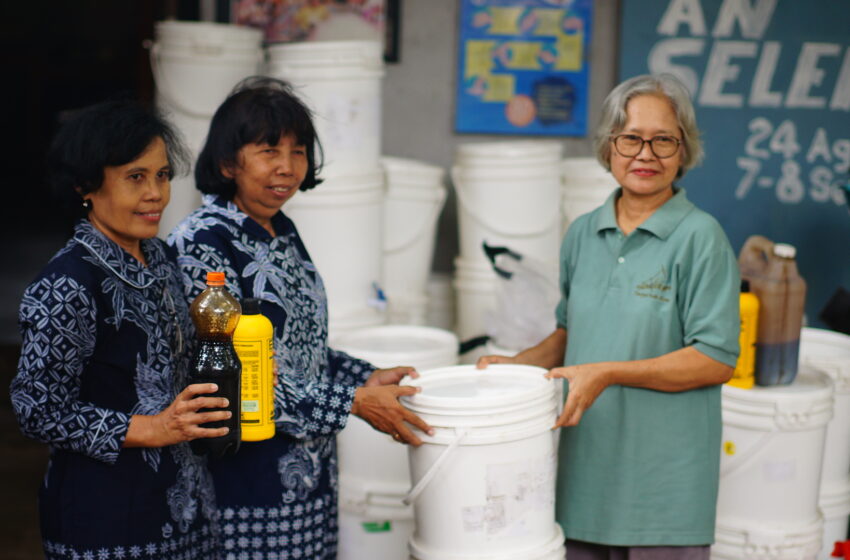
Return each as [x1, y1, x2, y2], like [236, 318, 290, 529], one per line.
[610, 134, 682, 159]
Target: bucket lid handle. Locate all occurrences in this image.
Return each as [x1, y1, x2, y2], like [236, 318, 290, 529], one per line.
[403, 427, 468, 506]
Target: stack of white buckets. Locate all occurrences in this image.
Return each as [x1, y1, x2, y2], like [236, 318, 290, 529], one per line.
[267, 40, 387, 337]
[714, 327, 850, 560]
[333, 326, 460, 560]
[149, 21, 264, 237]
[451, 141, 562, 346]
[452, 146, 617, 355]
[801, 328, 850, 558]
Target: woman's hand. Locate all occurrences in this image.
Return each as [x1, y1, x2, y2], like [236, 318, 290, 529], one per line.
[364, 366, 418, 387]
[546, 363, 611, 428]
[351, 385, 433, 446]
[124, 383, 231, 448]
[475, 354, 519, 369]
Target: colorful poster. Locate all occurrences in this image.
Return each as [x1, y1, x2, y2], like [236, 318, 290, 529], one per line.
[455, 0, 592, 136]
[619, 0, 850, 326]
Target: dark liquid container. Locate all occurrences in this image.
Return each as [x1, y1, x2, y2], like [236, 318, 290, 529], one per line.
[738, 236, 806, 386]
[188, 271, 242, 457]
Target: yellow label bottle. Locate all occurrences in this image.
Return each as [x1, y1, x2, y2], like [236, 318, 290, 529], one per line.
[233, 298, 275, 441]
[728, 281, 759, 389]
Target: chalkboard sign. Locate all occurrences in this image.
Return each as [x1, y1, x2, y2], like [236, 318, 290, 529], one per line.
[619, 0, 850, 326]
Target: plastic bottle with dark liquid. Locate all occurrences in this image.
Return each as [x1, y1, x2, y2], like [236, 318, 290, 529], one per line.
[188, 271, 242, 457]
[738, 236, 806, 386]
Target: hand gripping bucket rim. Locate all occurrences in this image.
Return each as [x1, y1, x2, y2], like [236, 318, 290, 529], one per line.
[409, 523, 565, 560]
[332, 325, 459, 371]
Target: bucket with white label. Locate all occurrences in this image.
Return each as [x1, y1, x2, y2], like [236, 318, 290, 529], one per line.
[401, 364, 564, 559]
[333, 326, 459, 560]
[717, 367, 834, 528]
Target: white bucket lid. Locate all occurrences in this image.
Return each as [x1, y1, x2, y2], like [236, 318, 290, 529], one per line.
[800, 328, 850, 392]
[402, 364, 552, 413]
[267, 39, 383, 70]
[155, 20, 263, 46]
[714, 516, 823, 558]
[333, 325, 458, 371]
[721, 367, 834, 431]
[456, 140, 563, 164]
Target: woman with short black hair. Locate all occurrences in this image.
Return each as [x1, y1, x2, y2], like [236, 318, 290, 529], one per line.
[169, 76, 430, 559]
[11, 99, 229, 560]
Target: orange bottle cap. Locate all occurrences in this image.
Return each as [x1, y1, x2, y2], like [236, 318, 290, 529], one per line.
[206, 271, 226, 285]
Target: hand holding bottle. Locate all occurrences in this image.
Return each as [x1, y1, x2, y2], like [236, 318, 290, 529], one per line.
[124, 383, 231, 448]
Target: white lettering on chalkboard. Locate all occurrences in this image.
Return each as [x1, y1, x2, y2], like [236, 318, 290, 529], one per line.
[736, 117, 849, 205]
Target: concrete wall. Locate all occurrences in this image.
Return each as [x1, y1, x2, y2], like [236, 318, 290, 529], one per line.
[381, 0, 621, 271]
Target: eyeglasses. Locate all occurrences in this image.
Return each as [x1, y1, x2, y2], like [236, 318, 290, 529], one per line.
[611, 134, 681, 159]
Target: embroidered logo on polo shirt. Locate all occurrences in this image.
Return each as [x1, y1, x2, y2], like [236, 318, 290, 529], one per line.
[635, 266, 671, 302]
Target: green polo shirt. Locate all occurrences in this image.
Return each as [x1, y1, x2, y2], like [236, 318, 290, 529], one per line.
[554, 187, 739, 546]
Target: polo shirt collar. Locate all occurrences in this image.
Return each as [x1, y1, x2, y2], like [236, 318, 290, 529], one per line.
[595, 187, 694, 240]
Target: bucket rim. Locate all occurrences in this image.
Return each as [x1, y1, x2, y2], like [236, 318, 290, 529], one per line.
[401, 364, 552, 410]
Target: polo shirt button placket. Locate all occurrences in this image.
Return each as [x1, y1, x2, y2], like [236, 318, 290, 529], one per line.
[618, 256, 625, 264]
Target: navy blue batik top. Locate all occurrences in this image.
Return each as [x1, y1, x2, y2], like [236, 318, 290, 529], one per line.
[168, 195, 374, 560]
[11, 220, 219, 560]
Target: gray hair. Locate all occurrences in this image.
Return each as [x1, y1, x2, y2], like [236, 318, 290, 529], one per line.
[594, 73, 703, 178]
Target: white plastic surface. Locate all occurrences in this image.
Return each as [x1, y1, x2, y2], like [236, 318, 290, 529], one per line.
[718, 368, 834, 528]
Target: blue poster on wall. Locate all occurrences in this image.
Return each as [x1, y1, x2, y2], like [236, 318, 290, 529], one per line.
[619, 0, 850, 326]
[455, 0, 593, 136]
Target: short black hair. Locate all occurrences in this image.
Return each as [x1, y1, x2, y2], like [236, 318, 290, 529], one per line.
[47, 98, 189, 217]
[195, 76, 323, 198]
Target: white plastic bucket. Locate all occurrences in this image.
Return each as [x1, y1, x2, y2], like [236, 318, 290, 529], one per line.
[453, 257, 498, 342]
[386, 293, 429, 326]
[150, 21, 263, 118]
[712, 517, 823, 560]
[425, 273, 456, 332]
[452, 162, 562, 266]
[717, 367, 834, 527]
[156, 100, 208, 240]
[266, 41, 384, 177]
[819, 476, 850, 560]
[284, 169, 384, 327]
[401, 364, 560, 559]
[337, 508, 413, 560]
[333, 326, 459, 560]
[800, 328, 850, 485]
[456, 140, 564, 168]
[381, 157, 447, 318]
[560, 157, 619, 232]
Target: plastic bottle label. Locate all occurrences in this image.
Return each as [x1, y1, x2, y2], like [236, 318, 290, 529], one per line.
[234, 338, 274, 432]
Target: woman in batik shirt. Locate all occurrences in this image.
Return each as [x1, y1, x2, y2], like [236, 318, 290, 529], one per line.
[169, 77, 431, 560]
[11, 100, 230, 560]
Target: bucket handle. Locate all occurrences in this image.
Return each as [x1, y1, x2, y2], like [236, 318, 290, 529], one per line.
[403, 427, 468, 506]
[451, 166, 561, 238]
[384, 186, 447, 254]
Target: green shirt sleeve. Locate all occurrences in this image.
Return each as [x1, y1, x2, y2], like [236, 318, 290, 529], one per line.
[680, 236, 741, 367]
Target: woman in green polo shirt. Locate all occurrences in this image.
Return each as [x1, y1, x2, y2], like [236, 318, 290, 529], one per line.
[479, 73, 740, 559]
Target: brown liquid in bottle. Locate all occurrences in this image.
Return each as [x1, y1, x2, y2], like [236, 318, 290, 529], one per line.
[738, 236, 806, 386]
[188, 271, 242, 457]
